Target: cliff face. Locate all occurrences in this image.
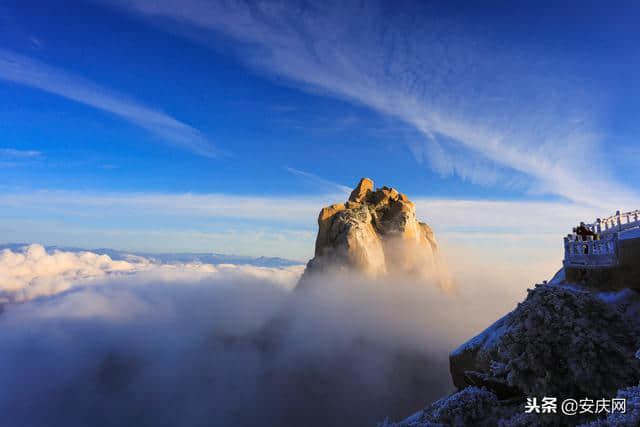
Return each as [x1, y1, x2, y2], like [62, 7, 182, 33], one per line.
[386, 272, 640, 427]
[300, 178, 442, 284]
[449, 284, 640, 401]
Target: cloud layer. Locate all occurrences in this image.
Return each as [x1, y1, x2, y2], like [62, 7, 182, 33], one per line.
[0, 244, 301, 303]
[0, 189, 605, 274]
[0, 243, 534, 426]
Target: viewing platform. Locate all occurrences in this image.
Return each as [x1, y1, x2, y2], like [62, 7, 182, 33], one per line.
[574, 210, 640, 236]
[564, 210, 640, 289]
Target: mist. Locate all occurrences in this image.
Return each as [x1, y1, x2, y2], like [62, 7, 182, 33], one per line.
[0, 244, 538, 426]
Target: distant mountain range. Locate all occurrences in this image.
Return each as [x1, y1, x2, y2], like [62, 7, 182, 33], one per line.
[0, 243, 303, 268]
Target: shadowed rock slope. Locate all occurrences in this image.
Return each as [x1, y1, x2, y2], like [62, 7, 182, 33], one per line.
[385, 271, 640, 426]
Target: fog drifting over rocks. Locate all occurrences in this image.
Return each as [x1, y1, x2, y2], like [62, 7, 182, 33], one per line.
[0, 244, 540, 426]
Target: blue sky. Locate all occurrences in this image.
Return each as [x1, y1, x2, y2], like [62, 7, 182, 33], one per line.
[1, 0, 639, 268]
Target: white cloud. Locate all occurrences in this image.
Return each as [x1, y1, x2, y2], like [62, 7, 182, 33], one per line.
[0, 189, 608, 278]
[285, 167, 351, 194]
[0, 240, 533, 426]
[0, 244, 146, 302]
[0, 190, 590, 222]
[0, 49, 217, 158]
[0, 244, 302, 303]
[0, 190, 337, 224]
[0, 189, 606, 231]
[105, 0, 639, 209]
[0, 147, 42, 168]
[413, 198, 603, 234]
[0, 148, 41, 158]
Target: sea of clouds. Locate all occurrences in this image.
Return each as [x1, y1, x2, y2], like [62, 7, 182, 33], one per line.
[0, 243, 543, 426]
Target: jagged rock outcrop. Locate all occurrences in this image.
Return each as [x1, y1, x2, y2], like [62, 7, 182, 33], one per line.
[387, 273, 640, 426]
[300, 178, 443, 284]
[449, 284, 640, 400]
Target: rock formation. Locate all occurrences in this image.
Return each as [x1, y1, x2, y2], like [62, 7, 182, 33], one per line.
[299, 178, 443, 284]
[386, 270, 640, 427]
[449, 285, 640, 400]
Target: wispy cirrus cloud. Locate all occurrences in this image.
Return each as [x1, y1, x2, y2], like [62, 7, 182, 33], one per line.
[285, 167, 351, 194]
[105, 0, 638, 209]
[0, 148, 41, 158]
[0, 49, 218, 158]
[0, 189, 603, 229]
[0, 190, 328, 224]
[0, 147, 42, 168]
[0, 188, 606, 270]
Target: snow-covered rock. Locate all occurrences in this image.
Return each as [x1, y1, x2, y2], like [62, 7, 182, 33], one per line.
[388, 269, 640, 426]
[450, 282, 640, 399]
